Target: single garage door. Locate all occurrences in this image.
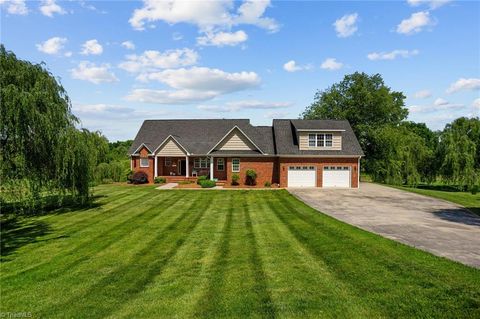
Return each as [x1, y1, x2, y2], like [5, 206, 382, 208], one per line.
[288, 166, 316, 187]
[323, 166, 351, 188]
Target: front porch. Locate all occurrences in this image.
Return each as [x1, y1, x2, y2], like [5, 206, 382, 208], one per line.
[154, 156, 227, 181]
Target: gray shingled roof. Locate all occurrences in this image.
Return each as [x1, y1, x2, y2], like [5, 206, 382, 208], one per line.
[128, 119, 276, 155]
[129, 118, 363, 157]
[273, 119, 364, 156]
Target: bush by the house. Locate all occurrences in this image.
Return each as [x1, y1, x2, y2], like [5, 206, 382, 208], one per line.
[197, 175, 208, 184]
[471, 185, 479, 195]
[246, 169, 257, 186]
[231, 173, 240, 186]
[154, 177, 166, 184]
[131, 171, 148, 184]
[264, 181, 271, 188]
[199, 180, 216, 188]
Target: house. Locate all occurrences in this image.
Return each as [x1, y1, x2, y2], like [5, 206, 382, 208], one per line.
[128, 119, 364, 188]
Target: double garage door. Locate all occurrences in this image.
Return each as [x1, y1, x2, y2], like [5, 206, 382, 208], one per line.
[287, 166, 351, 188]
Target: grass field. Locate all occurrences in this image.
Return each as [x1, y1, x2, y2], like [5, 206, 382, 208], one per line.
[1, 185, 479, 318]
[392, 185, 480, 216]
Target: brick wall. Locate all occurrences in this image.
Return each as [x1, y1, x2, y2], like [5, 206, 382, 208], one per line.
[131, 146, 154, 183]
[225, 157, 277, 186]
[279, 157, 359, 188]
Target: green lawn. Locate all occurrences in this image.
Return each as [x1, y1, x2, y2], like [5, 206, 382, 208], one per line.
[392, 185, 480, 216]
[1, 185, 479, 318]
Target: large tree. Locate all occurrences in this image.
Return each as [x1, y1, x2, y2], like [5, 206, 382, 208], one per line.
[0, 45, 103, 212]
[302, 72, 409, 152]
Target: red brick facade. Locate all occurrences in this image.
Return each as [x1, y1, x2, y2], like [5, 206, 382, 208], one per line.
[278, 157, 359, 188]
[131, 149, 359, 188]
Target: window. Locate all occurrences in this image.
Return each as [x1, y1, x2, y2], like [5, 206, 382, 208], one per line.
[165, 157, 171, 166]
[308, 133, 333, 147]
[194, 158, 209, 169]
[308, 134, 316, 147]
[140, 157, 149, 167]
[232, 158, 240, 172]
[217, 158, 225, 171]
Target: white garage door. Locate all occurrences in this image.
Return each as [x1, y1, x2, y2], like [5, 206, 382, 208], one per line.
[288, 166, 316, 187]
[323, 166, 351, 188]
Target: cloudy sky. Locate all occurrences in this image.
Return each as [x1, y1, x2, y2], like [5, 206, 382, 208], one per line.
[2, 0, 479, 141]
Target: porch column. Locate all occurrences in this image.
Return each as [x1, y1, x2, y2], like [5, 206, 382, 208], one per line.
[210, 157, 214, 180]
[186, 156, 189, 177]
[154, 156, 158, 177]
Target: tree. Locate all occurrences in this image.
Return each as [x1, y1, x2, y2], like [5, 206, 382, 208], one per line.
[437, 117, 479, 189]
[302, 72, 409, 153]
[0, 45, 101, 212]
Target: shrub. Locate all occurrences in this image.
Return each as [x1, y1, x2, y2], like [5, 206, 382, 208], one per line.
[197, 175, 208, 184]
[131, 171, 148, 184]
[264, 181, 271, 188]
[246, 169, 257, 186]
[471, 185, 479, 195]
[231, 173, 240, 186]
[154, 177, 166, 184]
[199, 179, 216, 188]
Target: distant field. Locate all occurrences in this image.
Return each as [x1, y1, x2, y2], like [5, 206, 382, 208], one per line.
[1, 185, 479, 318]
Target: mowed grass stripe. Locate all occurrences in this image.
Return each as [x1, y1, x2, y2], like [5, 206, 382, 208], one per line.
[271, 191, 480, 318]
[106, 191, 227, 319]
[255, 191, 375, 318]
[1, 191, 186, 283]
[41, 191, 213, 318]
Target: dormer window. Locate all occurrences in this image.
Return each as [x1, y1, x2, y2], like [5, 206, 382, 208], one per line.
[308, 133, 333, 147]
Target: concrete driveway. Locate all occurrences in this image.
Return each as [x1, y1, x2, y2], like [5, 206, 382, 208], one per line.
[288, 183, 480, 268]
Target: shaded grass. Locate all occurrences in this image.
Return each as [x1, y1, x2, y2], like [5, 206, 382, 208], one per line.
[391, 184, 480, 215]
[1, 185, 479, 318]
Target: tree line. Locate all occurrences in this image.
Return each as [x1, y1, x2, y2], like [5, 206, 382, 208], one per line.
[0, 46, 131, 214]
[302, 72, 480, 190]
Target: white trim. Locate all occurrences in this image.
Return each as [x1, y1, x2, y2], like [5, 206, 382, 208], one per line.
[207, 126, 265, 155]
[131, 143, 153, 155]
[152, 135, 189, 155]
[210, 156, 214, 180]
[357, 157, 361, 189]
[232, 158, 240, 172]
[154, 156, 158, 177]
[186, 156, 189, 177]
[296, 129, 346, 132]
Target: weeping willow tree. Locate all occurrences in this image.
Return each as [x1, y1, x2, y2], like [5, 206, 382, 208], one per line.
[0, 45, 105, 214]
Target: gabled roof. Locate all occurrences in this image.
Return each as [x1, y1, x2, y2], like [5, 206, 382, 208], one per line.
[129, 118, 364, 157]
[273, 119, 364, 156]
[206, 126, 265, 155]
[128, 119, 275, 155]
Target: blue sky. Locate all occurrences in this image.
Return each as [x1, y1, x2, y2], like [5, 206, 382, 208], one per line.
[2, 0, 479, 141]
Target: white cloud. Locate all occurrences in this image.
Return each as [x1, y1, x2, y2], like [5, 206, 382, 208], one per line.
[36, 37, 67, 55]
[367, 49, 419, 61]
[119, 48, 198, 73]
[264, 111, 289, 119]
[320, 58, 343, 70]
[413, 90, 432, 99]
[333, 13, 358, 38]
[81, 39, 103, 55]
[129, 0, 279, 33]
[407, 0, 451, 9]
[434, 98, 448, 106]
[283, 60, 311, 72]
[446, 78, 480, 94]
[198, 100, 291, 112]
[71, 61, 118, 84]
[473, 98, 480, 111]
[125, 89, 217, 104]
[197, 30, 248, 47]
[125, 66, 260, 104]
[39, 0, 65, 17]
[397, 11, 433, 35]
[172, 32, 183, 41]
[121, 41, 135, 50]
[0, 0, 28, 15]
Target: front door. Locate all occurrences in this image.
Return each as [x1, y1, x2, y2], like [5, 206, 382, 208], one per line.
[180, 159, 187, 176]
